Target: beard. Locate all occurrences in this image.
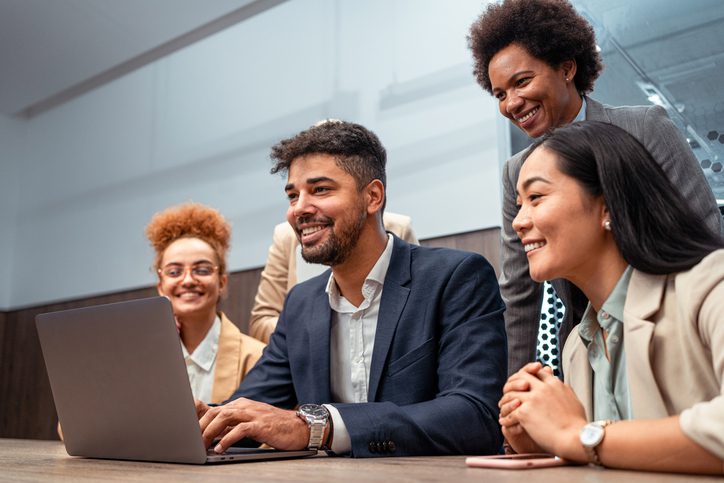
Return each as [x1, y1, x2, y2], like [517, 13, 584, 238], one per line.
[299, 205, 367, 266]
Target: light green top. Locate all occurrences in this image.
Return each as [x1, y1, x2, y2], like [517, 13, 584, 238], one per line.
[578, 266, 634, 421]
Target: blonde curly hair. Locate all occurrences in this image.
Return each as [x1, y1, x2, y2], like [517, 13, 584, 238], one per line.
[146, 202, 231, 275]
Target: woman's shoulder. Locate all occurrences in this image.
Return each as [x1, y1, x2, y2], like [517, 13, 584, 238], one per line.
[630, 250, 724, 296]
[624, 251, 724, 321]
[218, 312, 267, 350]
[589, 96, 661, 123]
[661, 250, 724, 322]
[675, 249, 724, 289]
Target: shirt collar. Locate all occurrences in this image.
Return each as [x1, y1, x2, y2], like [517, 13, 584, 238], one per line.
[326, 234, 395, 312]
[181, 314, 221, 372]
[574, 96, 587, 123]
[578, 265, 633, 342]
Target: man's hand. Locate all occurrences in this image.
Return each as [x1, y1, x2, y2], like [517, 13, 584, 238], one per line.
[195, 400, 210, 419]
[198, 397, 310, 453]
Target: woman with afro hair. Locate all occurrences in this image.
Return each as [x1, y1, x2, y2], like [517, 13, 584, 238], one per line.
[146, 202, 265, 404]
[468, 0, 722, 378]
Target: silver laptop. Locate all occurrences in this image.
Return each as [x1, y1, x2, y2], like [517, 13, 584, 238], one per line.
[36, 296, 316, 464]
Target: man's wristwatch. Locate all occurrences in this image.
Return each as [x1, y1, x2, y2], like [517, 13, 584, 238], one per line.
[296, 404, 330, 450]
[579, 420, 613, 466]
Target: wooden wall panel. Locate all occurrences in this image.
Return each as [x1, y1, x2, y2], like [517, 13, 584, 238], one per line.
[0, 286, 159, 440]
[218, 268, 263, 335]
[1, 309, 58, 440]
[0, 311, 5, 359]
[420, 227, 501, 277]
[0, 228, 501, 440]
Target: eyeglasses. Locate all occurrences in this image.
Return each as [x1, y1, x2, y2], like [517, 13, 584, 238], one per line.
[158, 263, 219, 279]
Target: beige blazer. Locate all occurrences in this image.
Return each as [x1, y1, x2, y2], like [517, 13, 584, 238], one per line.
[249, 212, 418, 343]
[563, 250, 724, 460]
[212, 312, 266, 403]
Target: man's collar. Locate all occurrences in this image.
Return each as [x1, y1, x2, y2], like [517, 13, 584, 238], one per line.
[365, 233, 395, 285]
[326, 234, 394, 308]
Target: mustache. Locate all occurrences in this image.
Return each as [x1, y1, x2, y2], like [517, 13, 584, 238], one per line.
[295, 215, 333, 230]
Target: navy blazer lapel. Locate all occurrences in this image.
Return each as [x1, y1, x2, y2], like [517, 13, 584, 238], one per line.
[368, 236, 411, 401]
[308, 285, 332, 402]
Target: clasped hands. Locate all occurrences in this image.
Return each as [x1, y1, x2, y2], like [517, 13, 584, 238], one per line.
[195, 397, 311, 454]
[499, 362, 588, 462]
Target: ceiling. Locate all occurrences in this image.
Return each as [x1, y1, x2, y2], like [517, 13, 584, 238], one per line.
[0, 0, 283, 117]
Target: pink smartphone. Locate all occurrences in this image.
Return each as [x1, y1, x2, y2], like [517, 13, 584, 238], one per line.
[465, 453, 568, 470]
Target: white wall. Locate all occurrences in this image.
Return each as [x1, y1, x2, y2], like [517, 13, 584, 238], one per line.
[7, 0, 501, 309]
[0, 116, 23, 310]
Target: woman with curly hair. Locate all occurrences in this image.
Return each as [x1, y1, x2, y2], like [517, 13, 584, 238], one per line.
[146, 202, 265, 404]
[468, 0, 722, 377]
[500, 121, 724, 473]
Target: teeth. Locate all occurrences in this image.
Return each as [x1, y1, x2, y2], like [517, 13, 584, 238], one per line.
[524, 241, 546, 253]
[301, 226, 325, 236]
[516, 107, 539, 123]
[179, 292, 201, 298]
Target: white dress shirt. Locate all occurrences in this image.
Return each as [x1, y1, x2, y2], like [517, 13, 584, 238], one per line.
[180, 315, 221, 403]
[324, 234, 394, 454]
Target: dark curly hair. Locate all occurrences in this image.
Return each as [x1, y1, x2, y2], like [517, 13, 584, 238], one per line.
[146, 202, 231, 275]
[270, 119, 387, 195]
[468, 0, 603, 95]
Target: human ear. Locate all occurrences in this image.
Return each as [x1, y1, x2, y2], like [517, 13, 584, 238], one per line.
[218, 273, 228, 300]
[365, 179, 385, 215]
[600, 203, 612, 231]
[560, 59, 577, 82]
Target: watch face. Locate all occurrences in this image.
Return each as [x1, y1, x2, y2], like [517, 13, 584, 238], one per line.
[580, 424, 605, 447]
[299, 404, 328, 419]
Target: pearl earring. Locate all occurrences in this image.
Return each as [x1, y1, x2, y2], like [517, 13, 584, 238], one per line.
[604, 220, 612, 231]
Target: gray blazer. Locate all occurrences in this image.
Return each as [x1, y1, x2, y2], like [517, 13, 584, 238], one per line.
[500, 96, 723, 376]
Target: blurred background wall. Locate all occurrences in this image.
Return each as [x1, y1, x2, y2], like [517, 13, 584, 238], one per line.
[0, 0, 503, 310]
[0, 0, 722, 439]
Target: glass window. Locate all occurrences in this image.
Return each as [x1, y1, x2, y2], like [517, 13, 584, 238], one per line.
[574, 0, 724, 204]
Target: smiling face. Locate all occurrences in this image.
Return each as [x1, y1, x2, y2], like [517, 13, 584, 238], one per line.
[285, 153, 371, 267]
[513, 147, 611, 284]
[156, 237, 226, 322]
[489, 43, 581, 139]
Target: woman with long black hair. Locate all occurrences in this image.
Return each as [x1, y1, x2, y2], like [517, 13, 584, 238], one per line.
[500, 121, 724, 474]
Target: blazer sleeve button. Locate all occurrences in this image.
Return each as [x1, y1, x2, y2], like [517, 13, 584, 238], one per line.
[388, 441, 396, 452]
[376, 442, 384, 453]
[368, 441, 377, 453]
[382, 441, 389, 452]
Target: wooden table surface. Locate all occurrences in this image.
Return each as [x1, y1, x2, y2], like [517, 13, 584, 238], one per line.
[0, 438, 720, 482]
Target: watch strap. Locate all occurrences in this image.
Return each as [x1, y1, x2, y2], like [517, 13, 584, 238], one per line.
[308, 417, 325, 450]
[583, 420, 613, 466]
[297, 404, 329, 450]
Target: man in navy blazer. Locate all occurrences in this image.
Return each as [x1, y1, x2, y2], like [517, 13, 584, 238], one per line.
[197, 120, 506, 457]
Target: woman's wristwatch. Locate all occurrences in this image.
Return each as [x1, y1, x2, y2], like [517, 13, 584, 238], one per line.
[579, 420, 614, 466]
